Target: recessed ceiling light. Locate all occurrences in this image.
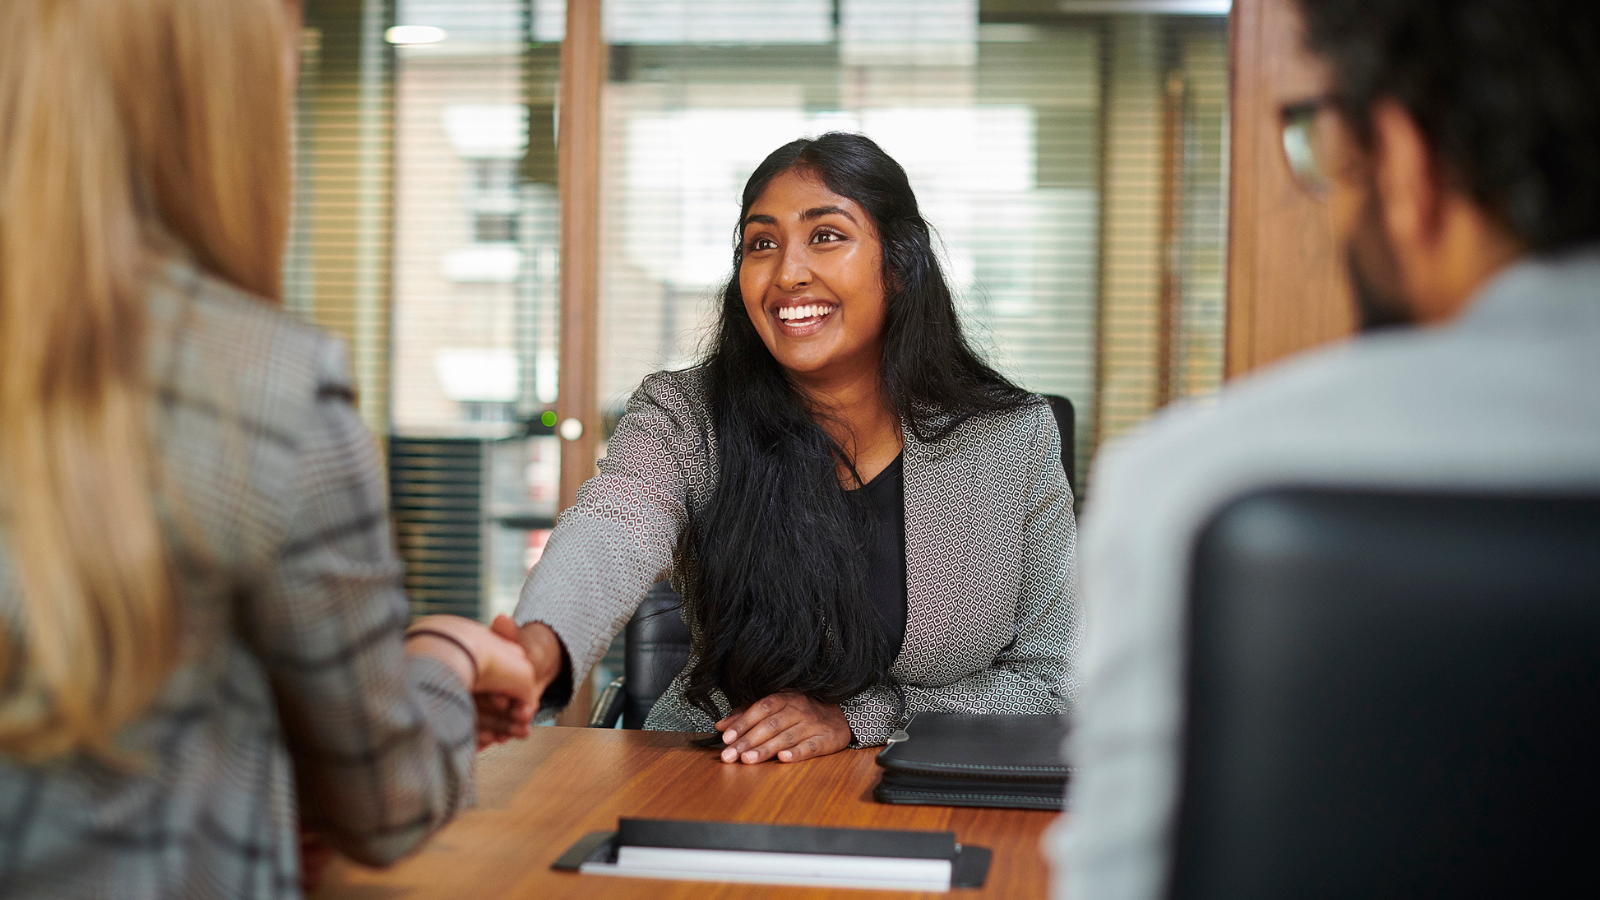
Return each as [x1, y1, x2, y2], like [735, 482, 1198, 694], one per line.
[384, 25, 447, 45]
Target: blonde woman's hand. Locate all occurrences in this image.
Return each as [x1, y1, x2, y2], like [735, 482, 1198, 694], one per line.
[714, 692, 853, 764]
[405, 615, 537, 748]
[467, 618, 540, 747]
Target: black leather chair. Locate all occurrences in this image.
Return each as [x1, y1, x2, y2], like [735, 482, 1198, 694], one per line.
[589, 580, 691, 728]
[1041, 393, 1076, 498]
[588, 393, 1079, 728]
[1169, 488, 1600, 900]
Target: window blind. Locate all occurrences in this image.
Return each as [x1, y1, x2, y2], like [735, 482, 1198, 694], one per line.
[288, 0, 397, 433]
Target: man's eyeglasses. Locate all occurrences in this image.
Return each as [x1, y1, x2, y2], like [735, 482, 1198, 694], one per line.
[1280, 98, 1333, 194]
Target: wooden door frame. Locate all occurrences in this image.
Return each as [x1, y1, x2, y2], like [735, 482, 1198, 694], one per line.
[1225, 0, 1354, 377]
[553, 0, 605, 725]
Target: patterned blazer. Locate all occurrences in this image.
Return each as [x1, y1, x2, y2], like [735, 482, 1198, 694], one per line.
[0, 263, 475, 899]
[515, 366, 1079, 745]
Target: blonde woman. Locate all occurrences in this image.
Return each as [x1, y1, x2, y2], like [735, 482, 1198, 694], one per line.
[0, 0, 541, 896]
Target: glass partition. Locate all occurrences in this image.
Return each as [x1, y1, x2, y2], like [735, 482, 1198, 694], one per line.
[385, 0, 563, 621]
[594, 0, 1230, 489]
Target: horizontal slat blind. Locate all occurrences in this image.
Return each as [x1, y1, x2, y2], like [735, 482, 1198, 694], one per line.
[1174, 24, 1229, 401]
[389, 437, 486, 619]
[289, 0, 395, 433]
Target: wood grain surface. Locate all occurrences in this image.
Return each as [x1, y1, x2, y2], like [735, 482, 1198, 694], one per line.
[552, 0, 605, 726]
[555, 0, 604, 517]
[314, 727, 1058, 899]
[1226, 0, 1356, 377]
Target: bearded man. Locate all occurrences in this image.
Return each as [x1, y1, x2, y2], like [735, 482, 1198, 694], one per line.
[1052, 0, 1600, 897]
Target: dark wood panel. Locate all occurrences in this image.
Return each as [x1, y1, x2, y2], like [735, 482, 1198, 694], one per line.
[1226, 0, 1355, 377]
[316, 728, 1057, 899]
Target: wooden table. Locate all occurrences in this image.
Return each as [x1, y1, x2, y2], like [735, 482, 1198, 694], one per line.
[315, 727, 1059, 899]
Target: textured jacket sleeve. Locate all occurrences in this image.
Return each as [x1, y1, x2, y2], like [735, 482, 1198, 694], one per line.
[513, 372, 702, 705]
[241, 338, 476, 868]
[840, 403, 1079, 746]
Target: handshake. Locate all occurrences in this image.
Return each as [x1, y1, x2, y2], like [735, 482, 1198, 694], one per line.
[401, 614, 855, 763]
[403, 614, 567, 749]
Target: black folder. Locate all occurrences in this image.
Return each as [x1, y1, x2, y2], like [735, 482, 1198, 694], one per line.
[873, 712, 1071, 811]
[553, 818, 992, 889]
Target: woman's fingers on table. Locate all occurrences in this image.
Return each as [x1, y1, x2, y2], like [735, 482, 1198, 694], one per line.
[716, 693, 851, 763]
[721, 705, 797, 762]
[742, 721, 814, 764]
[714, 705, 750, 735]
[772, 701, 852, 763]
[720, 695, 785, 738]
[776, 734, 833, 763]
[718, 695, 790, 758]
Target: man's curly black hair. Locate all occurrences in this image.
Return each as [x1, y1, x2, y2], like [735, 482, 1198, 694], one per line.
[1296, 0, 1600, 253]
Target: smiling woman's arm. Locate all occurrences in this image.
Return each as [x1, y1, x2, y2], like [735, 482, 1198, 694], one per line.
[510, 371, 706, 712]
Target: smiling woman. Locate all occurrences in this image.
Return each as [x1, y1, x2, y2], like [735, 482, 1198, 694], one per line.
[510, 133, 1079, 764]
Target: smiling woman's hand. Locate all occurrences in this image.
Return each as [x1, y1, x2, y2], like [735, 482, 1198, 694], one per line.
[715, 692, 853, 764]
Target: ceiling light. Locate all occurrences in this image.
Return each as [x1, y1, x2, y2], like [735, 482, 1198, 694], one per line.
[385, 25, 447, 45]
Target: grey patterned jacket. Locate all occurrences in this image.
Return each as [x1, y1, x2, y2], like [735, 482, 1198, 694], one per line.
[514, 367, 1079, 745]
[0, 263, 475, 898]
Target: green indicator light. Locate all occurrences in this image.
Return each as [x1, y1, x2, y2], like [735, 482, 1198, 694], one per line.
[540, 410, 558, 427]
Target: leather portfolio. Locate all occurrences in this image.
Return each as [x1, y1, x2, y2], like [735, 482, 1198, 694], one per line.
[553, 818, 992, 890]
[873, 712, 1071, 811]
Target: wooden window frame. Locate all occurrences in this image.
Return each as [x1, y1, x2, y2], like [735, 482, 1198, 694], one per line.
[1225, 0, 1355, 376]
[554, 0, 604, 725]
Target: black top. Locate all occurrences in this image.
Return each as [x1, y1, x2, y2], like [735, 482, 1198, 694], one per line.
[856, 452, 908, 662]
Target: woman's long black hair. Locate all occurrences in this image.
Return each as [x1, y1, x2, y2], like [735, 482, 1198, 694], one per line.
[678, 132, 1034, 723]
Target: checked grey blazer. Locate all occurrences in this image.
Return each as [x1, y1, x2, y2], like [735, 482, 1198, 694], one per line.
[0, 263, 475, 899]
[515, 366, 1079, 745]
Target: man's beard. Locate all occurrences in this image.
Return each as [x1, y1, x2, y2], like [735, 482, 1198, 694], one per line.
[1346, 179, 1415, 332]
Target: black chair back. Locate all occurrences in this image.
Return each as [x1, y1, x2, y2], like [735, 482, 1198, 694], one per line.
[1171, 488, 1600, 900]
[620, 580, 693, 729]
[1041, 394, 1076, 496]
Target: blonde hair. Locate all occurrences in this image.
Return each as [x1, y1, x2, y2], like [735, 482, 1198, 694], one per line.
[0, 0, 291, 759]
